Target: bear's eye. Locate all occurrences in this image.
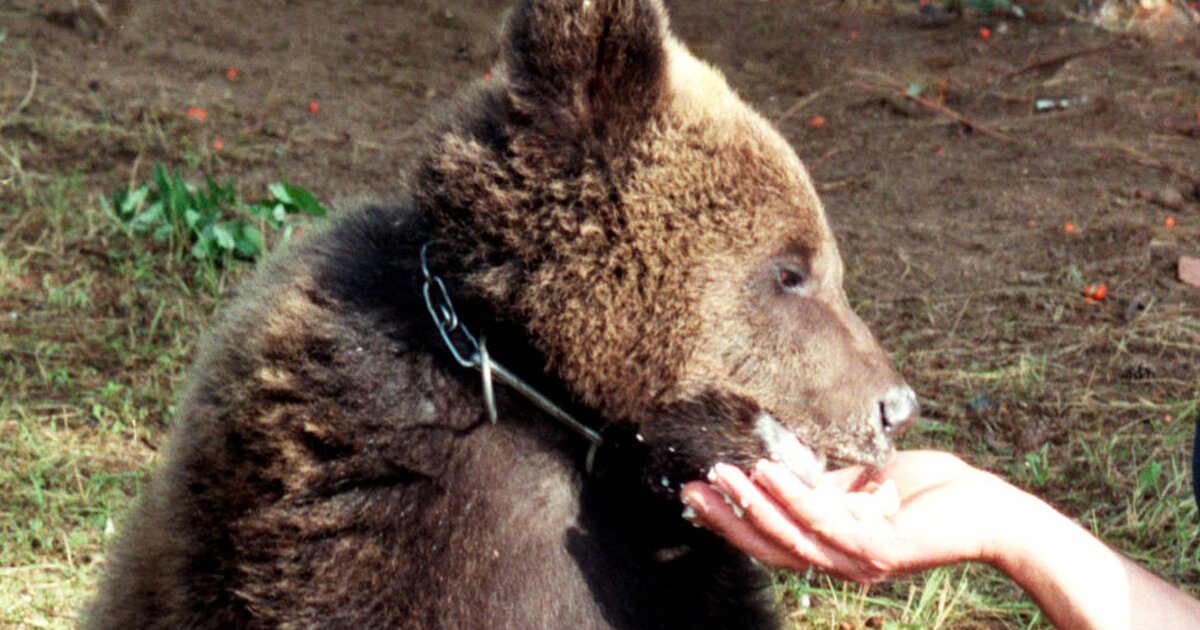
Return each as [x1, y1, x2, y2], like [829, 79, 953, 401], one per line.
[775, 265, 809, 293]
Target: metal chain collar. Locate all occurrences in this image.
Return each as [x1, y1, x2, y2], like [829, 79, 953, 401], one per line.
[419, 243, 603, 472]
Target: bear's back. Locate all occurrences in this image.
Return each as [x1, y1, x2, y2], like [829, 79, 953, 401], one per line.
[87, 204, 777, 629]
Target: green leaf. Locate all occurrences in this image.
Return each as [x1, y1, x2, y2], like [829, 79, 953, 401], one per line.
[184, 208, 201, 229]
[234, 223, 263, 260]
[173, 176, 196, 221]
[267, 182, 290, 205]
[152, 165, 176, 216]
[211, 222, 236, 251]
[191, 234, 216, 261]
[271, 182, 327, 217]
[98, 194, 116, 222]
[133, 202, 164, 231]
[118, 185, 150, 217]
[152, 223, 174, 244]
[1138, 460, 1163, 494]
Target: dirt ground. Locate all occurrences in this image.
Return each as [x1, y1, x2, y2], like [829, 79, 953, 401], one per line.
[2, 0, 1199, 627]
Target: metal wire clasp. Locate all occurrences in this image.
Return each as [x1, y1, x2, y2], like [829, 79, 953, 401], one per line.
[419, 243, 602, 472]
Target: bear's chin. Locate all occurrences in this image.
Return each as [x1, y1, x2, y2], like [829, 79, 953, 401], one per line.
[599, 391, 842, 505]
[751, 411, 826, 488]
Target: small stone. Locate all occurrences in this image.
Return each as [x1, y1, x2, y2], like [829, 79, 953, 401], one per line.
[1152, 187, 1185, 211]
[1179, 256, 1200, 288]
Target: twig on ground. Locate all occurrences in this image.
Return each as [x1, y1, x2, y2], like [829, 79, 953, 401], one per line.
[1082, 138, 1198, 182]
[851, 79, 1018, 144]
[774, 84, 841, 126]
[809, 147, 841, 168]
[84, 0, 112, 27]
[1001, 45, 1115, 80]
[1, 54, 39, 128]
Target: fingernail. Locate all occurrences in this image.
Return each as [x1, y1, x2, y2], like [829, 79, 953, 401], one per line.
[706, 466, 718, 483]
[752, 459, 770, 477]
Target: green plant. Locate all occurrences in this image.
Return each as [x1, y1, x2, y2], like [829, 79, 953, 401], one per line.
[1022, 444, 1052, 488]
[100, 164, 327, 266]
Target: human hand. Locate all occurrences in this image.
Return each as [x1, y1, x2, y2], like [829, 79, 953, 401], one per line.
[680, 450, 1024, 583]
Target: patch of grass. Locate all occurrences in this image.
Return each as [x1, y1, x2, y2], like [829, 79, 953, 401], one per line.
[101, 163, 327, 268]
[0, 153, 331, 625]
[778, 564, 1044, 629]
[0, 401, 154, 628]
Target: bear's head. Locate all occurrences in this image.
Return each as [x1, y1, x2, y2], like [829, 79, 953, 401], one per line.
[414, 0, 916, 488]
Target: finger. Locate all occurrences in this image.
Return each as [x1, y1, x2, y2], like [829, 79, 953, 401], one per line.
[707, 464, 866, 573]
[817, 464, 875, 493]
[751, 460, 885, 558]
[680, 482, 809, 571]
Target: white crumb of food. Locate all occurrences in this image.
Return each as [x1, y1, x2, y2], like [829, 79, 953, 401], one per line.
[681, 506, 698, 521]
[660, 476, 670, 488]
[718, 489, 745, 518]
[636, 433, 645, 442]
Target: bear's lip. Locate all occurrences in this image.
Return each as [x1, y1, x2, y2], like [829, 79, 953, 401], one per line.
[753, 411, 825, 488]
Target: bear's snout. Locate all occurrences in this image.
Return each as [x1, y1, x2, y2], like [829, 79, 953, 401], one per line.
[878, 384, 919, 435]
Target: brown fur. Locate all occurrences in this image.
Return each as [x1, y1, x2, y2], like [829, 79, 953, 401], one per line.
[87, 1, 911, 628]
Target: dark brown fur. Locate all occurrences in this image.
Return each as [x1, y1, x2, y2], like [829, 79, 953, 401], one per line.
[87, 1, 911, 627]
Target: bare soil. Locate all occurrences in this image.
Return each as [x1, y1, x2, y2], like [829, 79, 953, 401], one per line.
[2, 0, 1199, 626]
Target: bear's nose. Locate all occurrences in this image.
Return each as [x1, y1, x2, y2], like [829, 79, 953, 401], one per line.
[879, 385, 919, 434]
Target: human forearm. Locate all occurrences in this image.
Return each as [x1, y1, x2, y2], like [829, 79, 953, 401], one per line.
[990, 489, 1200, 630]
[684, 452, 1200, 629]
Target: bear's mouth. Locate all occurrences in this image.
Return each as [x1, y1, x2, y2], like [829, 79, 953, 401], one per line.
[752, 411, 826, 488]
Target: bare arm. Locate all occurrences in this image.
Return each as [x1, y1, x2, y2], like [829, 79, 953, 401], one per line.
[680, 452, 1200, 630]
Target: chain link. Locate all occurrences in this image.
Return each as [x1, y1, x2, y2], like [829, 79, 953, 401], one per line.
[419, 243, 602, 470]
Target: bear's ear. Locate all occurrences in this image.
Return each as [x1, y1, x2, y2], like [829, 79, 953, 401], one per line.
[502, 0, 668, 140]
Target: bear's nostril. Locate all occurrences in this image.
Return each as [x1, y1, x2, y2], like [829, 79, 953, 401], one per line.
[879, 385, 919, 433]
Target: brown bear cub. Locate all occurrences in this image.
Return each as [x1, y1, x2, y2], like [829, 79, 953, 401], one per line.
[88, 0, 917, 627]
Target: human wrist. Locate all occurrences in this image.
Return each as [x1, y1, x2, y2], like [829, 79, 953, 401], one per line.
[975, 476, 1064, 573]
